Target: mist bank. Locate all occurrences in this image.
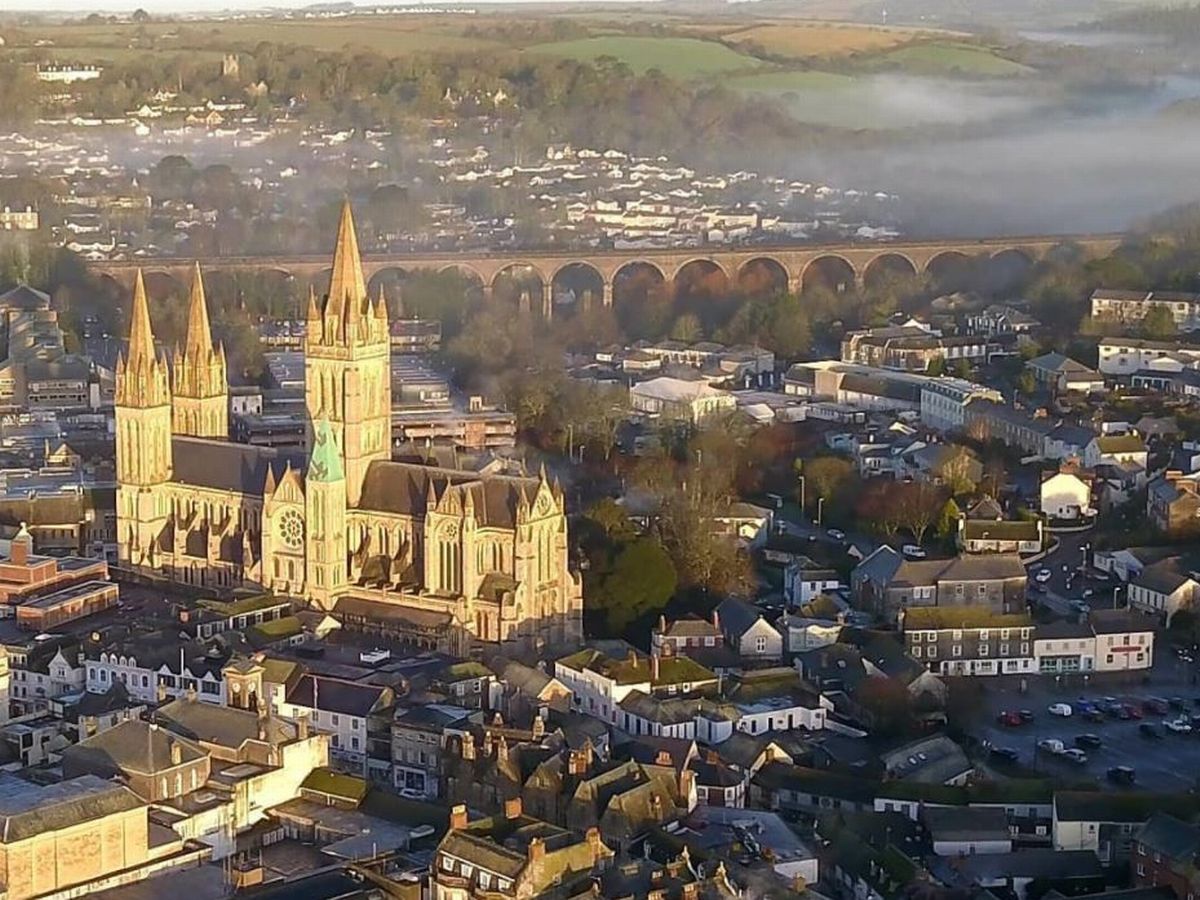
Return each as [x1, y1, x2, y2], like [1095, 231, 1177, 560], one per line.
[791, 74, 1200, 238]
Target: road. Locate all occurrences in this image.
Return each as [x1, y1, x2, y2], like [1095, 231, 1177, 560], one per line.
[1025, 527, 1124, 617]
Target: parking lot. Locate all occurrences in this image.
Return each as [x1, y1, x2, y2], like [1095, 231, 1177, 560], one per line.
[969, 655, 1200, 792]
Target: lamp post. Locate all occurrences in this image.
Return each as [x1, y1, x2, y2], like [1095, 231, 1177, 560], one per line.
[797, 474, 806, 522]
[817, 496, 825, 527]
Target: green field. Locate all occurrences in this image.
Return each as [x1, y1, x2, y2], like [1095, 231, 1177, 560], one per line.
[527, 36, 767, 79]
[16, 18, 500, 58]
[867, 41, 1032, 76]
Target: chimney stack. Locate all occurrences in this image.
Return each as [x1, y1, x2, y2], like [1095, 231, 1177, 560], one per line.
[462, 732, 476, 761]
[297, 714, 309, 740]
[650, 654, 660, 681]
[711, 609, 720, 630]
[504, 797, 523, 820]
[169, 739, 182, 766]
[585, 827, 604, 861]
[450, 804, 468, 831]
[528, 837, 545, 863]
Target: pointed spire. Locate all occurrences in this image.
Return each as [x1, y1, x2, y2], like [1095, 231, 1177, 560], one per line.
[127, 268, 156, 365]
[306, 284, 320, 320]
[183, 262, 216, 361]
[327, 200, 367, 320]
[264, 464, 277, 496]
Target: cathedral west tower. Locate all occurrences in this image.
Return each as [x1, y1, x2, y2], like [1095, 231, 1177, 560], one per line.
[115, 270, 173, 568]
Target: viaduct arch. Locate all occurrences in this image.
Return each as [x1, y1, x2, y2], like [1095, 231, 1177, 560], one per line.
[91, 234, 1125, 311]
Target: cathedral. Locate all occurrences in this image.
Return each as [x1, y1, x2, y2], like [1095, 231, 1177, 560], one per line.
[115, 202, 583, 651]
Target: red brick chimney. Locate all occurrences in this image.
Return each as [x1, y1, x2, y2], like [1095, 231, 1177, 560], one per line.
[504, 797, 523, 819]
[528, 837, 545, 863]
[650, 655, 660, 681]
[450, 804, 468, 830]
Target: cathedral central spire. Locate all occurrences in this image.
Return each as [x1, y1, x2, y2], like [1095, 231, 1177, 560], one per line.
[172, 262, 228, 438]
[327, 199, 367, 317]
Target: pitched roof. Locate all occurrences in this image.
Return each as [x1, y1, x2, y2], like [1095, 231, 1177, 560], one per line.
[171, 437, 293, 496]
[922, 805, 1009, 841]
[288, 674, 389, 718]
[0, 774, 144, 843]
[902, 606, 1031, 631]
[1137, 812, 1200, 863]
[63, 719, 206, 776]
[357, 461, 542, 527]
[1055, 791, 1200, 823]
[154, 696, 296, 749]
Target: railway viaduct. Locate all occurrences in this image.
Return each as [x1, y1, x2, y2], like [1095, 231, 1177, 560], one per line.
[91, 233, 1125, 315]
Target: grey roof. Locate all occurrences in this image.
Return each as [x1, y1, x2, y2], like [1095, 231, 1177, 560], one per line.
[154, 697, 296, 749]
[1137, 812, 1200, 863]
[288, 674, 389, 718]
[946, 849, 1102, 882]
[1028, 352, 1098, 376]
[1133, 557, 1194, 595]
[715, 597, 769, 640]
[358, 461, 542, 527]
[922, 805, 1009, 842]
[1054, 791, 1200, 823]
[0, 284, 50, 310]
[171, 437, 294, 496]
[0, 774, 144, 843]
[63, 719, 206, 776]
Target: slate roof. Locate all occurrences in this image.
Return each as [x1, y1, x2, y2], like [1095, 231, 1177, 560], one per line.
[357, 461, 542, 527]
[1054, 791, 1200, 823]
[0, 284, 50, 310]
[923, 805, 1009, 842]
[288, 674, 389, 718]
[63, 719, 206, 776]
[945, 848, 1102, 882]
[154, 696, 296, 749]
[0, 774, 144, 843]
[1136, 812, 1200, 863]
[1133, 557, 1195, 596]
[715, 597, 770, 640]
[171, 437, 294, 496]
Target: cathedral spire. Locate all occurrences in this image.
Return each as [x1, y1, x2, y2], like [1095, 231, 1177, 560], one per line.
[183, 262, 215, 362]
[327, 200, 367, 319]
[127, 268, 156, 368]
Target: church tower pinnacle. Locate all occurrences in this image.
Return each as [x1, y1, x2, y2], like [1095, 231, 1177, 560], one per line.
[172, 263, 229, 438]
[304, 200, 392, 507]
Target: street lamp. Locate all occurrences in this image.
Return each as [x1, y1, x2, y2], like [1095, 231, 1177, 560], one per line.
[797, 474, 806, 521]
[817, 496, 825, 527]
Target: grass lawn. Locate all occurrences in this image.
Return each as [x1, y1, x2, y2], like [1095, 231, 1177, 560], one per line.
[867, 40, 1032, 76]
[722, 21, 924, 60]
[527, 36, 766, 79]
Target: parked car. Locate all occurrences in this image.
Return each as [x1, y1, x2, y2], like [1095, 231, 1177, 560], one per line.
[1108, 765, 1137, 784]
[990, 747, 1021, 764]
[1166, 718, 1193, 734]
[1144, 697, 1170, 715]
[997, 711, 1023, 727]
[1038, 738, 1066, 754]
[1035, 568, 1053, 584]
[826, 528, 846, 541]
[1140, 723, 1162, 739]
[1061, 748, 1089, 765]
[1048, 703, 1073, 717]
[902, 544, 927, 559]
[1018, 709, 1035, 723]
[1081, 708, 1105, 723]
[1074, 734, 1102, 749]
[1170, 697, 1188, 711]
[1124, 704, 1144, 720]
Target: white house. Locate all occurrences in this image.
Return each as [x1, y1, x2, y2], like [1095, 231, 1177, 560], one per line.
[1084, 434, 1148, 470]
[924, 807, 1013, 856]
[279, 674, 392, 778]
[1090, 612, 1154, 672]
[1040, 470, 1093, 521]
[1127, 558, 1198, 623]
[629, 377, 735, 424]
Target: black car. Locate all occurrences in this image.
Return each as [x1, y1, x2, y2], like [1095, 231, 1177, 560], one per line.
[1075, 734, 1102, 749]
[1139, 723, 1162, 739]
[1108, 765, 1137, 784]
[990, 747, 1021, 764]
[1144, 697, 1170, 715]
[1018, 710, 1035, 723]
[1170, 697, 1188, 711]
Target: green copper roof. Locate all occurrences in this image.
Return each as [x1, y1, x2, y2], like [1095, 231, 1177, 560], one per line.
[309, 418, 344, 483]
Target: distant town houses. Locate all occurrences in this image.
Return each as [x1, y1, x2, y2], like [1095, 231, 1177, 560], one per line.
[853, 545, 1029, 617]
[1092, 288, 1200, 332]
[1026, 352, 1105, 395]
[840, 321, 1005, 372]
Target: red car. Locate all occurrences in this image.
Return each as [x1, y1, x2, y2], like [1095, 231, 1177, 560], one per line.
[997, 711, 1023, 727]
[1124, 703, 1143, 719]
